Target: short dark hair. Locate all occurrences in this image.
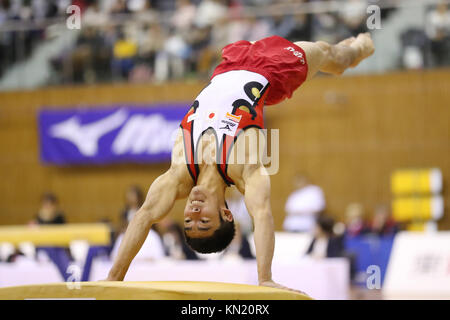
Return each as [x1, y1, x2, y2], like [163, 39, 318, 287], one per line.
[316, 213, 335, 236]
[184, 214, 235, 254]
[127, 185, 144, 207]
[41, 192, 58, 204]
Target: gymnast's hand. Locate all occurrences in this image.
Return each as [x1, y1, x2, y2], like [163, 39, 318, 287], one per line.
[259, 280, 309, 296]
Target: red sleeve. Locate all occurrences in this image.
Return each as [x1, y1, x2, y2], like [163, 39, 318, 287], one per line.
[212, 36, 309, 106]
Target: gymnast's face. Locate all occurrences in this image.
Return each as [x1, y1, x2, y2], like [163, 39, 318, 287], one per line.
[183, 186, 232, 238]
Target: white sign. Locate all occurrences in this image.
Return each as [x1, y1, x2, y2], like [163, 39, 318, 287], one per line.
[383, 231, 450, 299]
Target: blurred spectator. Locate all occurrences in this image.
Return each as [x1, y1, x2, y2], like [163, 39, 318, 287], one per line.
[55, 20, 111, 84]
[283, 174, 326, 233]
[305, 213, 344, 259]
[155, 27, 191, 81]
[223, 221, 254, 260]
[153, 217, 199, 260]
[223, 187, 254, 259]
[310, 8, 340, 43]
[127, 0, 150, 13]
[0, 0, 444, 87]
[425, 2, 450, 67]
[226, 186, 253, 235]
[400, 28, 428, 70]
[82, 0, 109, 27]
[286, 10, 312, 42]
[119, 185, 144, 233]
[133, 0, 158, 23]
[30, 192, 66, 225]
[171, 0, 196, 31]
[267, 8, 295, 39]
[244, 15, 272, 41]
[0, 242, 16, 262]
[112, 184, 165, 261]
[344, 202, 369, 237]
[186, 24, 212, 78]
[222, 11, 249, 44]
[368, 204, 399, 236]
[111, 228, 165, 261]
[195, 0, 227, 28]
[112, 27, 138, 79]
[338, 0, 368, 37]
[111, 0, 131, 15]
[132, 21, 165, 82]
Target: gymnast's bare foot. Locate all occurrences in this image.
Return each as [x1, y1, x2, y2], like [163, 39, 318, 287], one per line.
[349, 32, 375, 67]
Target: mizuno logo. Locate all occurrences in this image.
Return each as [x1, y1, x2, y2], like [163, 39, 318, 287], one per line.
[49, 109, 128, 156]
[48, 109, 179, 156]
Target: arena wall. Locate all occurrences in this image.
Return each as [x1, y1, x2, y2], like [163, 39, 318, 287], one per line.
[0, 69, 448, 230]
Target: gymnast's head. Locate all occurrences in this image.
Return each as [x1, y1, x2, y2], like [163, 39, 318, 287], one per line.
[183, 185, 235, 254]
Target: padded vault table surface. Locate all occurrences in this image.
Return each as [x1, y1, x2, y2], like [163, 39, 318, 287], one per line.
[0, 281, 312, 300]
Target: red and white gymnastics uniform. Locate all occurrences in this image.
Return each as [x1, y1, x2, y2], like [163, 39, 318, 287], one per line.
[180, 35, 309, 186]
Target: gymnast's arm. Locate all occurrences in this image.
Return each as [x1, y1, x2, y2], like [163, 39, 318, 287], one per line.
[106, 167, 188, 281]
[242, 164, 302, 293]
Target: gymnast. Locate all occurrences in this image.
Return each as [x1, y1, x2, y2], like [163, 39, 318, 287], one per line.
[106, 33, 375, 292]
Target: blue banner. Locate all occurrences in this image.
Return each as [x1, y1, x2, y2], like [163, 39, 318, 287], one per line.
[38, 104, 188, 165]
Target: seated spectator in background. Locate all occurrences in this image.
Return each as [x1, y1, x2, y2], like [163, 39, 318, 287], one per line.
[267, 8, 295, 39]
[30, 193, 66, 225]
[111, 0, 131, 15]
[171, 0, 196, 32]
[226, 186, 253, 236]
[400, 28, 428, 70]
[368, 204, 399, 236]
[112, 28, 138, 80]
[425, 1, 450, 67]
[283, 174, 326, 233]
[222, 222, 254, 260]
[133, 0, 158, 23]
[119, 185, 144, 233]
[338, 0, 368, 37]
[195, 0, 227, 29]
[111, 227, 165, 262]
[223, 187, 255, 260]
[310, 9, 340, 43]
[130, 21, 165, 83]
[344, 202, 369, 237]
[305, 213, 344, 259]
[153, 217, 199, 260]
[242, 15, 272, 42]
[156, 27, 191, 81]
[286, 10, 312, 42]
[113, 184, 165, 262]
[68, 26, 113, 83]
[82, 1, 109, 27]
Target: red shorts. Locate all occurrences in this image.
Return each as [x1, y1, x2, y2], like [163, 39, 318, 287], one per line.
[212, 35, 309, 106]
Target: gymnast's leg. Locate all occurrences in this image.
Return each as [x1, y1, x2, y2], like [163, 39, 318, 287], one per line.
[295, 32, 375, 80]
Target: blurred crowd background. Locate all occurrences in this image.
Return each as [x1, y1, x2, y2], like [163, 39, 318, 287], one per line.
[4, 181, 399, 282]
[0, 0, 450, 89]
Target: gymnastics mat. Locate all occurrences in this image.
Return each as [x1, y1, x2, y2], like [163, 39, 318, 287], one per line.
[0, 281, 312, 300]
